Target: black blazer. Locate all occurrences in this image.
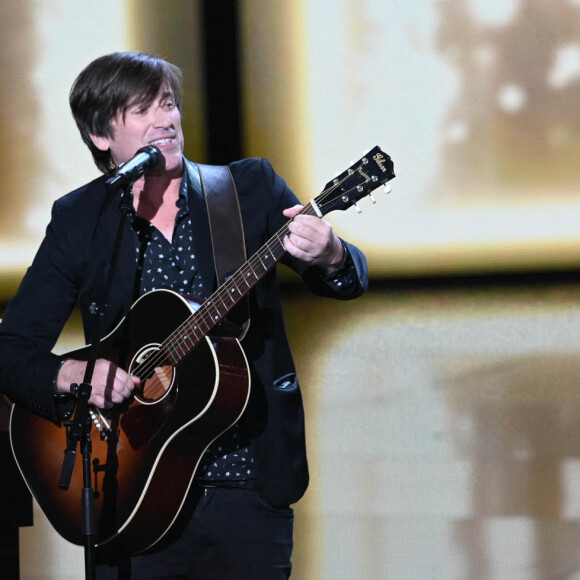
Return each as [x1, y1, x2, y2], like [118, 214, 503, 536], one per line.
[0, 157, 368, 506]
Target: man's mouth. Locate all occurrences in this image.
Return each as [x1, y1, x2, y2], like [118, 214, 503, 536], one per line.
[150, 137, 174, 147]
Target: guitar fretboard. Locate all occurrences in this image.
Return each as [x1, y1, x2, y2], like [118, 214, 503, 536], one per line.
[163, 202, 318, 365]
[147, 144, 395, 369]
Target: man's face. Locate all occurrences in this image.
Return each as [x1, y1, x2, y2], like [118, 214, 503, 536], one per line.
[92, 88, 185, 177]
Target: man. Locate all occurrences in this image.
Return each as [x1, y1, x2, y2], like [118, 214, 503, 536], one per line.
[0, 52, 368, 579]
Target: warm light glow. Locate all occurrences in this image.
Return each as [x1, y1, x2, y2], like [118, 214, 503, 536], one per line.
[3, 2, 580, 579]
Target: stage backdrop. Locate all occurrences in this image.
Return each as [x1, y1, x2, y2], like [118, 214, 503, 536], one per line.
[2, 0, 580, 299]
[240, 0, 580, 278]
[2, 1, 580, 579]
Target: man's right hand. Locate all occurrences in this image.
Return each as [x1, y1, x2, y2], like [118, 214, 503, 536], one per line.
[57, 359, 138, 409]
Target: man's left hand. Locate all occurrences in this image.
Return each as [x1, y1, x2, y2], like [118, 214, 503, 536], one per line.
[283, 205, 345, 274]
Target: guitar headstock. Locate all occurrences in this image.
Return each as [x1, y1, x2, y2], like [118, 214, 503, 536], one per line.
[314, 146, 395, 216]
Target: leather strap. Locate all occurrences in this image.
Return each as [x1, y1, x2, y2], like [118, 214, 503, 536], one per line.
[197, 163, 250, 336]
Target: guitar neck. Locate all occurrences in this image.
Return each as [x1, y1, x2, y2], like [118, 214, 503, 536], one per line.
[163, 202, 318, 365]
[161, 144, 395, 366]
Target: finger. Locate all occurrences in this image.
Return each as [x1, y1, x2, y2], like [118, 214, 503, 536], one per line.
[283, 204, 303, 219]
[290, 215, 332, 241]
[287, 219, 317, 243]
[91, 361, 133, 406]
[89, 390, 112, 409]
[109, 370, 135, 401]
[283, 234, 313, 262]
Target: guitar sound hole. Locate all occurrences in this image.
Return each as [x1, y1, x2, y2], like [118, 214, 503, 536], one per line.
[139, 364, 174, 403]
[132, 345, 175, 404]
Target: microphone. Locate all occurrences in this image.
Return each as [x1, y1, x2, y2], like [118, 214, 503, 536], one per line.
[105, 145, 163, 189]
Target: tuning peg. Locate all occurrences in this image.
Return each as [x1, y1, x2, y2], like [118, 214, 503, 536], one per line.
[354, 202, 362, 214]
[369, 193, 376, 204]
[384, 184, 392, 194]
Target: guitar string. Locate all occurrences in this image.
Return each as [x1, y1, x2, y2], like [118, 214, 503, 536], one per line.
[131, 217, 295, 400]
[132, 215, 298, 400]
[159, 166, 376, 362]
[134, 195, 324, 386]
[131, 162, 380, 402]
[131, 169, 372, 399]
[130, 167, 373, 399]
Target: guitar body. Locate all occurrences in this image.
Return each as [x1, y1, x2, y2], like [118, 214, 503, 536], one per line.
[8, 145, 395, 555]
[9, 289, 250, 554]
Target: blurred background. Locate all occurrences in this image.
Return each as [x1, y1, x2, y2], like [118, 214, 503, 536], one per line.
[2, 0, 580, 578]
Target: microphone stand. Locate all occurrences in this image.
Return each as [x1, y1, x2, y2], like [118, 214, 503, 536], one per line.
[58, 181, 135, 580]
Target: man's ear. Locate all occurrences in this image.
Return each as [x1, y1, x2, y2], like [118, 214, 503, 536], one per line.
[89, 134, 110, 152]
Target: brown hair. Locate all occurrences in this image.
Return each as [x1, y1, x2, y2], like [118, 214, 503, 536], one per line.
[69, 52, 183, 174]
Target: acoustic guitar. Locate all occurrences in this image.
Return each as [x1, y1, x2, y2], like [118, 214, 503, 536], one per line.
[9, 146, 395, 554]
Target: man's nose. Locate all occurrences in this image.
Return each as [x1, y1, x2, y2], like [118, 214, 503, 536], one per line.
[152, 107, 172, 127]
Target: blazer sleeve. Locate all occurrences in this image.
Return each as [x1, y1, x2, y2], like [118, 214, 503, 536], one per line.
[243, 157, 369, 300]
[0, 199, 85, 423]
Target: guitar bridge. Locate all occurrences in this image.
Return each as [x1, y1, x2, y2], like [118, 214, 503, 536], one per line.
[90, 407, 112, 441]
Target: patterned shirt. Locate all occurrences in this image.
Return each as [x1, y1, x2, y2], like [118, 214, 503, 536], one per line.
[131, 175, 256, 485]
[133, 184, 204, 298]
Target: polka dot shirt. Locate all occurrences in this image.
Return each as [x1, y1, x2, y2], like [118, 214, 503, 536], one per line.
[131, 177, 257, 486]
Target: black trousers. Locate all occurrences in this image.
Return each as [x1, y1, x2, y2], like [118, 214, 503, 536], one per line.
[96, 486, 294, 580]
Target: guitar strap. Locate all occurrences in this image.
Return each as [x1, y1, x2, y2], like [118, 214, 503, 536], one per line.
[197, 163, 250, 338]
